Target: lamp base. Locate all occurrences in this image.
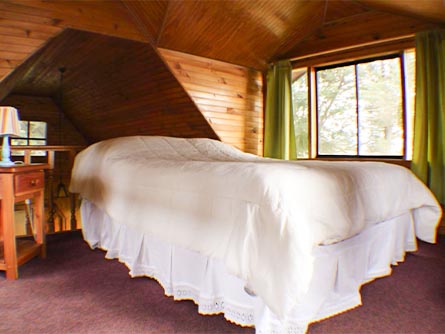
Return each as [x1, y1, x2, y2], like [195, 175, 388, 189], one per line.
[1, 134, 14, 167]
[0, 160, 16, 167]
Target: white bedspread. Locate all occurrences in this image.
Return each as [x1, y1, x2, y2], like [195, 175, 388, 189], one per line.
[69, 136, 442, 319]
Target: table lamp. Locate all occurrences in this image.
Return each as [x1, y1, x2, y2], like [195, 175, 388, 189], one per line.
[0, 106, 21, 167]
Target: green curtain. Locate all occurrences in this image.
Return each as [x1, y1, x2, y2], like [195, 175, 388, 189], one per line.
[264, 60, 296, 160]
[411, 30, 445, 204]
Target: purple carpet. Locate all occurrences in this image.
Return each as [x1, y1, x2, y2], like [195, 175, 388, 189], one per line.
[0, 232, 443, 333]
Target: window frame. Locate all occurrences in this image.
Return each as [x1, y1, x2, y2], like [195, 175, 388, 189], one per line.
[11, 120, 48, 157]
[292, 50, 414, 161]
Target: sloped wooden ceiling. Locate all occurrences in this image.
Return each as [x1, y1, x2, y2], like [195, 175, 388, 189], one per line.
[0, 0, 443, 154]
[125, 0, 444, 67]
[9, 29, 218, 143]
[0, 0, 444, 84]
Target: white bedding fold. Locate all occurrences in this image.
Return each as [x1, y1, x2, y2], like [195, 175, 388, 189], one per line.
[70, 135, 442, 319]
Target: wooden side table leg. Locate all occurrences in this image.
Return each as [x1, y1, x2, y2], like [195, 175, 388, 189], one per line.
[1, 175, 18, 279]
[34, 189, 46, 259]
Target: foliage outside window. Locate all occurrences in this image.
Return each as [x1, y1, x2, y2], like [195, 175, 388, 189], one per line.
[11, 120, 47, 156]
[292, 69, 309, 158]
[291, 50, 415, 160]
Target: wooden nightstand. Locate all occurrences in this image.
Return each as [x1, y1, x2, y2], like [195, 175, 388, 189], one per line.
[0, 164, 50, 279]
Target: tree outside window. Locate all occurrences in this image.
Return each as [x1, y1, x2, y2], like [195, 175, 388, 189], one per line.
[291, 50, 415, 160]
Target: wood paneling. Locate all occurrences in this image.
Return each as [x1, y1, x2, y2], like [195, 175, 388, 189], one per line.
[291, 37, 415, 68]
[0, 37, 59, 102]
[157, 0, 326, 70]
[0, 1, 143, 41]
[0, 0, 143, 82]
[120, 0, 168, 45]
[357, 0, 445, 23]
[160, 49, 263, 155]
[0, 4, 62, 81]
[0, 0, 443, 79]
[0, 0, 442, 158]
[280, 11, 439, 59]
[7, 29, 218, 143]
[1, 94, 87, 146]
[323, 1, 370, 23]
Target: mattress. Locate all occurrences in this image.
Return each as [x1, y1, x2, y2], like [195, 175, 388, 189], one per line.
[81, 199, 419, 333]
[70, 136, 442, 319]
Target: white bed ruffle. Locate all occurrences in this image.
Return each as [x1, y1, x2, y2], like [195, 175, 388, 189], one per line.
[81, 199, 418, 333]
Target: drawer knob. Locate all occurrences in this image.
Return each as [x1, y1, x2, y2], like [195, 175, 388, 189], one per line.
[30, 180, 37, 186]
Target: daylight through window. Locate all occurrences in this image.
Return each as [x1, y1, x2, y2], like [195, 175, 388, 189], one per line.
[11, 120, 47, 156]
[291, 50, 415, 160]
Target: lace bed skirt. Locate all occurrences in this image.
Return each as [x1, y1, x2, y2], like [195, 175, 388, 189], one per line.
[81, 199, 417, 333]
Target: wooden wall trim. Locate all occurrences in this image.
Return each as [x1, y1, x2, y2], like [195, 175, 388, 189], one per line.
[291, 37, 415, 68]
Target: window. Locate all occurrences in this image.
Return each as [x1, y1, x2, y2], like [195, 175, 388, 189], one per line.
[11, 120, 47, 156]
[292, 69, 309, 158]
[292, 50, 415, 160]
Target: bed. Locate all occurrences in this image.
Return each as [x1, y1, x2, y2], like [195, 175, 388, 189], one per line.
[69, 135, 442, 333]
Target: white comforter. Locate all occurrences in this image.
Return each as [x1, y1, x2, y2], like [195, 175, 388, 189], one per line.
[69, 136, 442, 319]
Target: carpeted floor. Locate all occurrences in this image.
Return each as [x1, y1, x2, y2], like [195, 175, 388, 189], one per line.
[0, 232, 444, 334]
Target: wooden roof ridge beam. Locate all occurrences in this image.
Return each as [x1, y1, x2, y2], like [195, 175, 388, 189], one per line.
[119, 0, 169, 47]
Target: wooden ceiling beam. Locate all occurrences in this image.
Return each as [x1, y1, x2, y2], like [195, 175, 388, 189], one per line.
[119, 0, 169, 46]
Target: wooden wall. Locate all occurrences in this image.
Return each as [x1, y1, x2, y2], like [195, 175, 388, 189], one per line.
[3, 29, 263, 156]
[160, 49, 263, 156]
[2, 94, 86, 146]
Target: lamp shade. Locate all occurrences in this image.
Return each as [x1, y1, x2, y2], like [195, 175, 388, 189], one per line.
[0, 106, 20, 137]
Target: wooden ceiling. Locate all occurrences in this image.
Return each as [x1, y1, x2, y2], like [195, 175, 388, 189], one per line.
[0, 0, 442, 151]
[8, 29, 218, 143]
[0, 0, 443, 84]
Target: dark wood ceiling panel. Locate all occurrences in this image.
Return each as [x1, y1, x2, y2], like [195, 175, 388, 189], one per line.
[10, 29, 218, 143]
[280, 11, 439, 59]
[157, 0, 326, 69]
[3, 94, 87, 146]
[269, 1, 327, 62]
[323, 0, 369, 23]
[357, 0, 445, 23]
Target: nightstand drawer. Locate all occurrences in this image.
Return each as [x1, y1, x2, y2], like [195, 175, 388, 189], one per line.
[14, 172, 44, 194]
